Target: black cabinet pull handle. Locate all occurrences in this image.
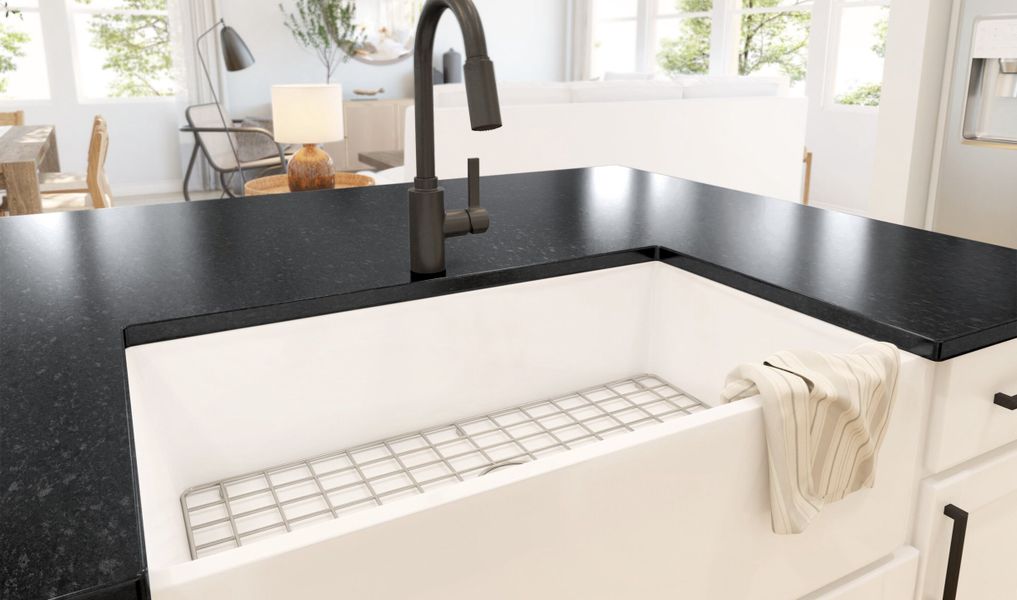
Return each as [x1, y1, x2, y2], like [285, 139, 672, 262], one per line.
[943, 504, 969, 600]
[995, 392, 1017, 410]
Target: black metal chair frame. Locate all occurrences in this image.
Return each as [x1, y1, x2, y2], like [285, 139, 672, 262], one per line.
[181, 109, 289, 201]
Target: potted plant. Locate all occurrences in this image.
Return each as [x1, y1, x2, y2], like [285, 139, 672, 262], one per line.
[279, 0, 365, 83]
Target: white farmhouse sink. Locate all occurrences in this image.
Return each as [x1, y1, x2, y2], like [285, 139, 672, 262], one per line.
[126, 263, 930, 599]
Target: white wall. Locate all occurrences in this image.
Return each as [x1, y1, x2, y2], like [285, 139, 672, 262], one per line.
[221, 0, 569, 118]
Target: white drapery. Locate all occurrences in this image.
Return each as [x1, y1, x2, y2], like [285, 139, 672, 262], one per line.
[170, 0, 227, 191]
[567, 0, 594, 81]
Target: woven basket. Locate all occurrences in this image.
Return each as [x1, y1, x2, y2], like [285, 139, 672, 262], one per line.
[245, 173, 376, 196]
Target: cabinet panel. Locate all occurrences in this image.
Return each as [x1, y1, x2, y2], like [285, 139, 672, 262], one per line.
[914, 442, 1017, 599]
[344, 102, 397, 171]
[322, 140, 349, 171]
[800, 547, 919, 600]
[953, 491, 1017, 598]
[925, 337, 1017, 473]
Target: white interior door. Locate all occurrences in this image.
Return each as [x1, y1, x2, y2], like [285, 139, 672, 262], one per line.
[913, 442, 1017, 599]
[803, 0, 886, 215]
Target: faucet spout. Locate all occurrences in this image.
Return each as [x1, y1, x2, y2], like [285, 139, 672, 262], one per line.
[409, 0, 501, 278]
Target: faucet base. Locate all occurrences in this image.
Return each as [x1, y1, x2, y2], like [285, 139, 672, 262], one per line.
[409, 185, 447, 276]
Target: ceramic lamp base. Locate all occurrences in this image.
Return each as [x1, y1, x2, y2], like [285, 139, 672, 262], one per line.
[287, 144, 334, 192]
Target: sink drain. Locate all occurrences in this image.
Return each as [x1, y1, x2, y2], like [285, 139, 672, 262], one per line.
[479, 461, 528, 476]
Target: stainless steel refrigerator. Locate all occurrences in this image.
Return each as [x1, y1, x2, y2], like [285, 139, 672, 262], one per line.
[931, 0, 1017, 249]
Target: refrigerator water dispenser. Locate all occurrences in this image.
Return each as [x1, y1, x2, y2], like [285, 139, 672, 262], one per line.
[963, 16, 1017, 144]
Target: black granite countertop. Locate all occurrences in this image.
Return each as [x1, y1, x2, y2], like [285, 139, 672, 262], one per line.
[1, 167, 1015, 599]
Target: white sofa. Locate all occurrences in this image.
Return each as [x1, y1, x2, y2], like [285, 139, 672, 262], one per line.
[430, 76, 790, 108]
[373, 77, 806, 203]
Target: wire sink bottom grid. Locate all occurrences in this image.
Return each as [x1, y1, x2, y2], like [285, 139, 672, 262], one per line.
[181, 374, 707, 560]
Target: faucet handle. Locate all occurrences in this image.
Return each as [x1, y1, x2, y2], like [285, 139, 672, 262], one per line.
[468, 157, 480, 208]
[466, 157, 489, 233]
[443, 158, 489, 237]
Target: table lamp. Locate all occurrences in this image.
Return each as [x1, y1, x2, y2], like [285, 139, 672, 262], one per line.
[271, 84, 344, 192]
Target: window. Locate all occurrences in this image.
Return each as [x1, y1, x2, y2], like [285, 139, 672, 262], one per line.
[588, 0, 813, 94]
[831, 0, 889, 107]
[590, 0, 640, 77]
[656, 0, 713, 76]
[582, 0, 892, 106]
[590, 0, 714, 79]
[1, 1, 51, 100]
[69, 0, 175, 100]
[734, 1, 812, 96]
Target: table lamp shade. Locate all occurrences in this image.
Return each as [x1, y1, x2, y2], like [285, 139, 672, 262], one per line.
[271, 84, 344, 144]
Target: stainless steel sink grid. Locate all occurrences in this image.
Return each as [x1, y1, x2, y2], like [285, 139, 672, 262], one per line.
[181, 374, 707, 560]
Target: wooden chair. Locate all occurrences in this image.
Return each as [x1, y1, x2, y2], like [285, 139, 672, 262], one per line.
[0, 110, 24, 126]
[0, 111, 24, 215]
[35, 115, 112, 212]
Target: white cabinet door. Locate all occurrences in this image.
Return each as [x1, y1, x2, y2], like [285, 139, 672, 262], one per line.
[914, 442, 1017, 599]
[800, 547, 919, 600]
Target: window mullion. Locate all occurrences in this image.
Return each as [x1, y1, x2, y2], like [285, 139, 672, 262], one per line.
[42, 0, 74, 102]
[815, 0, 837, 108]
[712, 0, 739, 75]
[636, 0, 655, 73]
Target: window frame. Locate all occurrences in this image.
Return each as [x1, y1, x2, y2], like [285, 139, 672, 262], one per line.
[65, 0, 177, 103]
[824, 0, 891, 112]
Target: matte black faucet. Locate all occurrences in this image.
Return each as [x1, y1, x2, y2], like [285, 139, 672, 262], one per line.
[409, 0, 502, 278]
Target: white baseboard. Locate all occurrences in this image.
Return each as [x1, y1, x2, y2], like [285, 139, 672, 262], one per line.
[113, 179, 183, 198]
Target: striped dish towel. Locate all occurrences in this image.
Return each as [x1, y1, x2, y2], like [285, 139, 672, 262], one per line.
[721, 342, 901, 534]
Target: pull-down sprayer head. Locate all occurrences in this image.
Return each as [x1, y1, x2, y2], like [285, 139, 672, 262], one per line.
[464, 56, 501, 131]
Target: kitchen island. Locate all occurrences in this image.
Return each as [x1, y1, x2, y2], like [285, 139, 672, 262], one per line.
[1, 167, 1015, 599]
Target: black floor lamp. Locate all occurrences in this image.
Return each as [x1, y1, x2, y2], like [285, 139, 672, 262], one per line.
[196, 19, 255, 192]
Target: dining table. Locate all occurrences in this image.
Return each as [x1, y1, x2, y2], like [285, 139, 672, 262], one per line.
[0, 124, 60, 216]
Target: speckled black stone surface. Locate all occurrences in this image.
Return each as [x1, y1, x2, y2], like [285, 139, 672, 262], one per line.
[1, 167, 1015, 599]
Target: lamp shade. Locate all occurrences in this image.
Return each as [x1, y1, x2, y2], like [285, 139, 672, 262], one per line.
[271, 84, 345, 144]
[220, 26, 255, 72]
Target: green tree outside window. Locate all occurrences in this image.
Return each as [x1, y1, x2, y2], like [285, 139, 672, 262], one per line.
[835, 11, 888, 107]
[658, 0, 811, 83]
[0, 5, 28, 96]
[0, 23, 28, 94]
[77, 0, 174, 98]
